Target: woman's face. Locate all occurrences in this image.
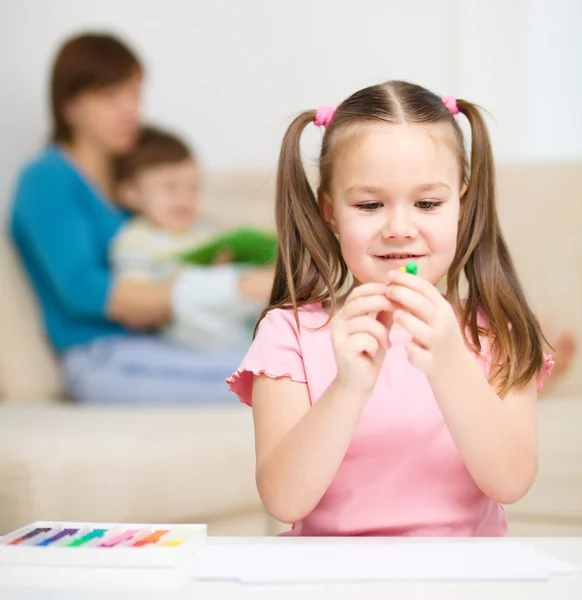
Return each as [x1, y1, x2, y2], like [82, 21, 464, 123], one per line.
[64, 73, 142, 154]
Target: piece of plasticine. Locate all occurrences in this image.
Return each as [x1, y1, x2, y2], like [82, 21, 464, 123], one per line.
[398, 261, 418, 275]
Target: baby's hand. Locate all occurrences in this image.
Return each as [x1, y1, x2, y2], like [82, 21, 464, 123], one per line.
[331, 283, 394, 398]
[212, 247, 234, 265]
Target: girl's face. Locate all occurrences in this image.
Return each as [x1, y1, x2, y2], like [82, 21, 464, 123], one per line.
[64, 74, 142, 154]
[322, 123, 463, 287]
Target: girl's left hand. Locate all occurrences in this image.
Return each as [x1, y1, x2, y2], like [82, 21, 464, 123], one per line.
[385, 269, 467, 380]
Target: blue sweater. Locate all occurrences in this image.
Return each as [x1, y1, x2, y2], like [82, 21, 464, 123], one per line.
[10, 146, 130, 352]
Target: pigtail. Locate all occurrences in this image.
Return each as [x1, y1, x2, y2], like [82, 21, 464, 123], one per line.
[255, 112, 348, 333]
[447, 101, 546, 395]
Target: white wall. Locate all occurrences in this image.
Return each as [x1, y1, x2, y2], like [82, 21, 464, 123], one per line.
[0, 0, 580, 219]
[525, 0, 582, 158]
[0, 0, 453, 218]
[455, 0, 530, 159]
[456, 0, 582, 162]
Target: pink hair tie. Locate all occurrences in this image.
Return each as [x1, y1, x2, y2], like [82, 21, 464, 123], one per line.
[314, 106, 336, 127]
[441, 95, 459, 116]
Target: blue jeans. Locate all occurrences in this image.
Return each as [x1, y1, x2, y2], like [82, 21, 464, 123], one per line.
[61, 335, 248, 405]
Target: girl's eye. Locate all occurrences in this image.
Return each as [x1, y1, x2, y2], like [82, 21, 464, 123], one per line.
[416, 200, 442, 211]
[356, 202, 382, 211]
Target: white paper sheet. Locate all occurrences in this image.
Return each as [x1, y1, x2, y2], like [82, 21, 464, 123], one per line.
[191, 541, 581, 584]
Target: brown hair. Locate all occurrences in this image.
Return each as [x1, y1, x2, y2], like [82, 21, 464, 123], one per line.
[114, 125, 194, 183]
[261, 80, 547, 396]
[50, 33, 143, 142]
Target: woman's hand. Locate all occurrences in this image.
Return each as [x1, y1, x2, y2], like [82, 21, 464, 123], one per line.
[238, 266, 275, 302]
[108, 279, 173, 330]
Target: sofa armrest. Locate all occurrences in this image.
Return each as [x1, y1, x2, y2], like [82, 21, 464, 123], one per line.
[0, 235, 65, 401]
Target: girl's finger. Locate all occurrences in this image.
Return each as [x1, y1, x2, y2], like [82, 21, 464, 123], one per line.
[343, 295, 395, 320]
[393, 309, 432, 349]
[349, 333, 380, 360]
[345, 283, 390, 304]
[344, 316, 390, 350]
[386, 285, 435, 323]
[405, 341, 432, 374]
[387, 269, 444, 306]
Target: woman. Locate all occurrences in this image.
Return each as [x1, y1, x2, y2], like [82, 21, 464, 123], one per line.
[9, 33, 273, 405]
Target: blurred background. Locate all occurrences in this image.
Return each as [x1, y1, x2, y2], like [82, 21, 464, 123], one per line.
[0, 0, 580, 538]
[1, 0, 581, 192]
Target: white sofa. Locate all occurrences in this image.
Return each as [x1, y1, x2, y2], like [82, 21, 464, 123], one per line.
[0, 171, 282, 536]
[0, 165, 580, 536]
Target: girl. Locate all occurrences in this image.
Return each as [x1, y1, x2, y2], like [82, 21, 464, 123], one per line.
[228, 81, 554, 536]
[10, 33, 273, 405]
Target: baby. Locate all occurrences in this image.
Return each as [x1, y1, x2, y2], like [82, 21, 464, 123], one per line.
[111, 126, 265, 348]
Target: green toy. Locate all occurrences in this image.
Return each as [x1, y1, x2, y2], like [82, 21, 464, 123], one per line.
[398, 261, 418, 275]
[178, 227, 277, 266]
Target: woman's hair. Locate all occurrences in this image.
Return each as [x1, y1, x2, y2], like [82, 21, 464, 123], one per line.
[50, 33, 143, 143]
[114, 125, 194, 183]
[261, 80, 546, 396]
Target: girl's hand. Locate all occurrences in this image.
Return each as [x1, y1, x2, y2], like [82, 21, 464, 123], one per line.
[331, 283, 394, 397]
[386, 270, 466, 380]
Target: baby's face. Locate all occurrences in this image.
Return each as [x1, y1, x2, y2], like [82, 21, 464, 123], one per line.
[135, 159, 200, 232]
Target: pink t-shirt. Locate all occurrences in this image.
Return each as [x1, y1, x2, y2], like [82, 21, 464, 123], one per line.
[227, 302, 553, 537]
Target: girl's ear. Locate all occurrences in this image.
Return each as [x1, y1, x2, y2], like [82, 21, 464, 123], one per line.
[319, 191, 338, 234]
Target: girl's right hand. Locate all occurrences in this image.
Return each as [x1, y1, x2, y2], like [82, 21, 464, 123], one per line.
[331, 283, 394, 398]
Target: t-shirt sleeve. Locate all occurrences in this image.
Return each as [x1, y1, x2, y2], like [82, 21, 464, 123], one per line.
[536, 353, 554, 389]
[227, 309, 307, 406]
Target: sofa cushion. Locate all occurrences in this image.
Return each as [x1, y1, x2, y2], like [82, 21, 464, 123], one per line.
[0, 403, 260, 533]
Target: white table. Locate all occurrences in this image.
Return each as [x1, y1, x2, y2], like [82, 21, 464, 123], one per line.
[1, 537, 582, 599]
